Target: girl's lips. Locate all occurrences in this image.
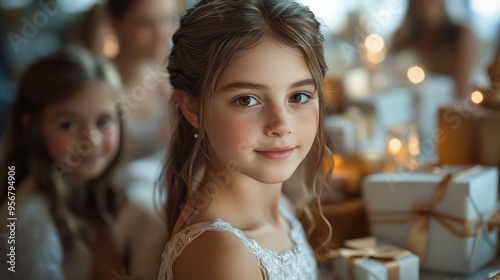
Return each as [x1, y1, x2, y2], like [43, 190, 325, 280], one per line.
[255, 147, 295, 160]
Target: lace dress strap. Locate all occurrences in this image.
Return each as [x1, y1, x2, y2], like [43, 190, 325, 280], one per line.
[157, 219, 263, 280]
[158, 202, 318, 280]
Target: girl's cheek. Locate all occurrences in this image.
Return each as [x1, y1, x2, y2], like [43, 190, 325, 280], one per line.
[103, 128, 120, 154]
[209, 115, 257, 159]
[298, 110, 319, 141]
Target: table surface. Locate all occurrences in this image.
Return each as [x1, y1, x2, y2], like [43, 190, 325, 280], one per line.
[319, 258, 500, 280]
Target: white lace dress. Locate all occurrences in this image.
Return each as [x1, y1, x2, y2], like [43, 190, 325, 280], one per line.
[0, 176, 166, 280]
[157, 203, 318, 280]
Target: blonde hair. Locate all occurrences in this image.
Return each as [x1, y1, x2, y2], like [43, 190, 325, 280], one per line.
[0, 46, 125, 251]
[162, 0, 331, 239]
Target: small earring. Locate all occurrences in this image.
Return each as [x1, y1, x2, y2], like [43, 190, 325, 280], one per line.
[194, 132, 198, 138]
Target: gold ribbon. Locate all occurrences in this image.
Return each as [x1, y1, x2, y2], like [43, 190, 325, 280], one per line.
[488, 211, 500, 232]
[369, 166, 489, 266]
[336, 237, 410, 280]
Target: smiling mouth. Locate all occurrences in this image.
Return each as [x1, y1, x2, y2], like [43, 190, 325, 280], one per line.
[255, 147, 295, 160]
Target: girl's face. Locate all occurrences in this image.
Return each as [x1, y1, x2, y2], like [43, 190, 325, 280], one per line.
[41, 82, 120, 182]
[206, 37, 319, 184]
[113, 0, 177, 61]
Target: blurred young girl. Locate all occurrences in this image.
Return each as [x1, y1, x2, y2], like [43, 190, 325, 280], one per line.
[158, 0, 331, 279]
[0, 46, 165, 280]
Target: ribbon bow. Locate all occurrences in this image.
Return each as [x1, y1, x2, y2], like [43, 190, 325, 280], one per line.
[369, 166, 488, 266]
[336, 237, 410, 280]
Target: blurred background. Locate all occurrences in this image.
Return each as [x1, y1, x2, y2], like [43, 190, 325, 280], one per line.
[2, 1, 500, 278]
[0, 0, 500, 163]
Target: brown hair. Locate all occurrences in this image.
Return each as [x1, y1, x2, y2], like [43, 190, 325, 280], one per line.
[162, 0, 331, 239]
[0, 46, 125, 251]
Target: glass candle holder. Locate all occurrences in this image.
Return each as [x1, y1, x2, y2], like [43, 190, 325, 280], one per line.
[385, 122, 420, 172]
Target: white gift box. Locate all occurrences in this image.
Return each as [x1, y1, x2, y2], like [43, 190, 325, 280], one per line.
[411, 74, 454, 161]
[324, 114, 358, 154]
[333, 237, 419, 280]
[362, 165, 499, 274]
[348, 87, 414, 151]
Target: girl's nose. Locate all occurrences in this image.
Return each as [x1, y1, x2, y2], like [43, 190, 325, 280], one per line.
[83, 127, 103, 147]
[264, 105, 292, 137]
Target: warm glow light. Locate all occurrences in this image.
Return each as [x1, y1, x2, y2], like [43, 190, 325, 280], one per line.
[333, 154, 344, 167]
[365, 34, 385, 53]
[409, 133, 420, 156]
[407, 66, 425, 84]
[103, 34, 119, 58]
[471, 90, 484, 104]
[366, 50, 386, 64]
[388, 138, 402, 155]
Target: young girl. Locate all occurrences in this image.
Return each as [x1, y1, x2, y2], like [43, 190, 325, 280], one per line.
[0, 46, 166, 280]
[158, 0, 331, 279]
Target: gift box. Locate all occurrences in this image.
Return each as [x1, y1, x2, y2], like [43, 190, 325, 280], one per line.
[411, 75, 454, 160]
[324, 114, 359, 155]
[324, 78, 347, 114]
[362, 165, 499, 274]
[348, 87, 414, 151]
[298, 198, 370, 262]
[438, 106, 500, 176]
[333, 237, 419, 280]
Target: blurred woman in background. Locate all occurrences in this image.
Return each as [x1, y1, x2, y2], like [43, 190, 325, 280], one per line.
[391, 0, 480, 100]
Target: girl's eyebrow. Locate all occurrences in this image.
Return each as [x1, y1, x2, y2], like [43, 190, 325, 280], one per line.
[50, 111, 80, 120]
[218, 82, 267, 92]
[290, 78, 316, 89]
[49, 107, 117, 121]
[218, 78, 316, 92]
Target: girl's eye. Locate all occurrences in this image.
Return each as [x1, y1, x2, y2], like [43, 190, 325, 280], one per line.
[289, 93, 312, 104]
[97, 116, 114, 129]
[234, 96, 259, 107]
[60, 121, 77, 132]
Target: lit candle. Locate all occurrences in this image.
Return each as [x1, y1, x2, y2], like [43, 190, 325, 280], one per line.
[388, 138, 402, 155]
[386, 124, 420, 171]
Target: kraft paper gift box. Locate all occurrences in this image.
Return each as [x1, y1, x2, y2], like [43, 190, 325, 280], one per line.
[438, 106, 500, 174]
[298, 198, 370, 263]
[362, 165, 499, 274]
[332, 237, 419, 280]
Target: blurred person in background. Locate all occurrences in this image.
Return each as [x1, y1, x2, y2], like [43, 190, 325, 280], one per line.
[0, 46, 166, 280]
[107, 0, 178, 160]
[106, 0, 180, 213]
[391, 0, 480, 100]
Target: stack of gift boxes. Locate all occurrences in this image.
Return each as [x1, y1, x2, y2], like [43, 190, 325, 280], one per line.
[297, 53, 500, 279]
[316, 161, 500, 280]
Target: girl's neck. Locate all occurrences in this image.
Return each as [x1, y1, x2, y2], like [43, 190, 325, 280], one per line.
[63, 175, 87, 190]
[192, 165, 284, 230]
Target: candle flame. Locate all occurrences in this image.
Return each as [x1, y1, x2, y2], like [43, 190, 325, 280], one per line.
[388, 138, 402, 155]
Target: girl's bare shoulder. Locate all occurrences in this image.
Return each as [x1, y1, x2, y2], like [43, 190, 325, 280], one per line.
[172, 230, 262, 280]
